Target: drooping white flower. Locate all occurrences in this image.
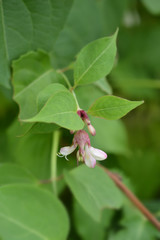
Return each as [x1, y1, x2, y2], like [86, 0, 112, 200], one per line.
[59, 130, 107, 168]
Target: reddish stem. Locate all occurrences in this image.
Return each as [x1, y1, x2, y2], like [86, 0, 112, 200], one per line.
[98, 164, 160, 231]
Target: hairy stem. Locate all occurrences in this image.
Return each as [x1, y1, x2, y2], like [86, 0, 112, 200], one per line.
[50, 130, 60, 195]
[98, 164, 160, 231]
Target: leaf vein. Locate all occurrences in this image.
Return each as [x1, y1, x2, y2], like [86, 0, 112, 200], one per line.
[0, 212, 48, 240]
[89, 104, 139, 112]
[76, 38, 114, 84]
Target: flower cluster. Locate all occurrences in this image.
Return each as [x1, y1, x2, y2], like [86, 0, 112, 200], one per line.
[58, 109, 107, 168]
[60, 130, 107, 168]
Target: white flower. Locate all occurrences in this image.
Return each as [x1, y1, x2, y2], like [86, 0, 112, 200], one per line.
[59, 130, 107, 168]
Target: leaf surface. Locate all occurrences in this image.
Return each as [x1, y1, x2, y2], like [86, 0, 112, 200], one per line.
[74, 31, 118, 86]
[0, 185, 69, 240]
[64, 165, 123, 221]
[88, 95, 144, 120]
[25, 91, 84, 130]
[0, 0, 73, 88]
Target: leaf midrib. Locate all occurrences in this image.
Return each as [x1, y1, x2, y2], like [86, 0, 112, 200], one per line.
[0, 211, 48, 240]
[88, 103, 141, 113]
[26, 111, 77, 122]
[75, 37, 114, 84]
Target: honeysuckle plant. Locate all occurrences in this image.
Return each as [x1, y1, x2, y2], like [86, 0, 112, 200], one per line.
[2, 3, 159, 237]
[9, 30, 147, 235]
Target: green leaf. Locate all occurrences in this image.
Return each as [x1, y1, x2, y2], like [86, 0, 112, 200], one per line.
[26, 123, 59, 135]
[75, 84, 104, 110]
[64, 165, 123, 221]
[0, 2, 10, 88]
[0, 163, 37, 186]
[24, 91, 84, 131]
[109, 201, 159, 240]
[12, 50, 66, 120]
[74, 200, 114, 240]
[88, 95, 144, 120]
[54, 0, 128, 67]
[94, 78, 113, 95]
[7, 120, 52, 179]
[74, 30, 118, 86]
[0, 184, 69, 240]
[37, 83, 68, 111]
[0, 0, 73, 88]
[19, 83, 68, 135]
[141, 0, 160, 15]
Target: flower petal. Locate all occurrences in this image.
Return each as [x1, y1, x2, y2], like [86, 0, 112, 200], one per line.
[84, 145, 96, 168]
[60, 145, 77, 156]
[89, 146, 107, 160]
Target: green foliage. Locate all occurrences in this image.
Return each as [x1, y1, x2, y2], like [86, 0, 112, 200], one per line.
[90, 117, 129, 155]
[88, 95, 144, 120]
[64, 165, 123, 221]
[7, 120, 52, 179]
[25, 90, 84, 130]
[0, 163, 37, 185]
[12, 50, 66, 120]
[0, 0, 73, 88]
[94, 78, 113, 95]
[74, 31, 118, 86]
[74, 201, 114, 240]
[109, 202, 158, 240]
[0, 0, 160, 238]
[0, 185, 69, 240]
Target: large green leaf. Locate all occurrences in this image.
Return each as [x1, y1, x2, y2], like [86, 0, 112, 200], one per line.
[19, 83, 68, 135]
[0, 163, 37, 186]
[12, 50, 66, 120]
[0, 184, 69, 240]
[64, 165, 123, 221]
[37, 83, 68, 111]
[7, 120, 52, 179]
[0, 0, 73, 88]
[88, 95, 144, 120]
[74, 31, 118, 86]
[24, 91, 84, 130]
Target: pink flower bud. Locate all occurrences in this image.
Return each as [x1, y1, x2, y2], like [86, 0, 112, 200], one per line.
[87, 124, 96, 136]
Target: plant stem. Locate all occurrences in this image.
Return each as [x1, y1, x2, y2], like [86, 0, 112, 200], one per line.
[58, 63, 74, 73]
[71, 89, 81, 110]
[39, 164, 160, 230]
[50, 130, 60, 196]
[98, 164, 160, 231]
[56, 70, 81, 109]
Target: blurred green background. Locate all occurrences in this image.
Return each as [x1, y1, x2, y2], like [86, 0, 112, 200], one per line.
[0, 0, 160, 239]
